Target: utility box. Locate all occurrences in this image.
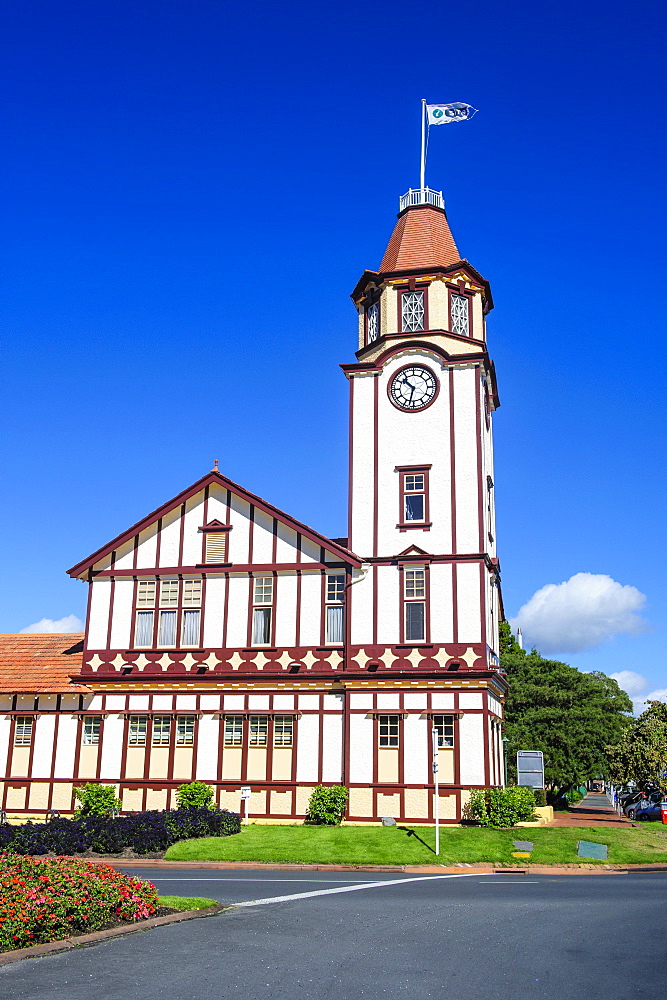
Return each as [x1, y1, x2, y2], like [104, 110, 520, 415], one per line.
[517, 750, 545, 790]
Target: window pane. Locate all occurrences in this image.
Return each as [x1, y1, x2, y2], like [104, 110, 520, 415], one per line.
[160, 579, 179, 607]
[405, 494, 424, 521]
[182, 609, 201, 646]
[15, 718, 33, 746]
[128, 715, 147, 746]
[249, 715, 268, 747]
[158, 610, 177, 646]
[402, 290, 425, 332]
[273, 715, 293, 747]
[183, 579, 202, 607]
[405, 602, 425, 641]
[405, 570, 425, 598]
[83, 716, 101, 745]
[404, 474, 424, 492]
[135, 611, 154, 647]
[254, 577, 273, 604]
[326, 605, 344, 644]
[224, 715, 244, 746]
[152, 716, 171, 746]
[451, 293, 469, 336]
[252, 607, 272, 645]
[326, 574, 345, 603]
[176, 716, 195, 746]
[378, 715, 399, 747]
[367, 303, 379, 342]
[137, 580, 156, 607]
[433, 715, 455, 748]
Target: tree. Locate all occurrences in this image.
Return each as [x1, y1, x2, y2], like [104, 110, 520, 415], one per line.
[607, 701, 667, 793]
[500, 623, 632, 801]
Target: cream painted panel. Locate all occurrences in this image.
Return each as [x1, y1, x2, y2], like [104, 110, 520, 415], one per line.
[77, 745, 98, 780]
[173, 747, 193, 781]
[149, 747, 169, 779]
[348, 787, 373, 818]
[146, 788, 168, 811]
[273, 694, 295, 710]
[0, 717, 11, 775]
[350, 372, 376, 555]
[53, 715, 78, 779]
[430, 563, 454, 644]
[113, 539, 135, 571]
[99, 715, 124, 780]
[381, 285, 398, 336]
[403, 714, 428, 784]
[88, 579, 111, 648]
[472, 293, 484, 341]
[11, 747, 31, 778]
[405, 787, 429, 819]
[182, 494, 206, 566]
[135, 523, 158, 569]
[298, 573, 321, 646]
[452, 366, 480, 553]
[459, 714, 485, 786]
[377, 692, 400, 709]
[403, 693, 427, 710]
[438, 793, 458, 820]
[377, 791, 400, 817]
[459, 692, 483, 709]
[221, 747, 242, 780]
[248, 789, 266, 815]
[225, 575, 250, 647]
[31, 715, 56, 779]
[125, 747, 145, 779]
[295, 713, 319, 782]
[438, 748, 455, 783]
[247, 748, 267, 781]
[0, 696, 12, 711]
[272, 748, 292, 781]
[357, 306, 364, 349]
[431, 692, 455, 710]
[5, 787, 27, 810]
[275, 522, 297, 563]
[195, 716, 219, 780]
[377, 750, 398, 783]
[122, 788, 143, 812]
[350, 571, 374, 646]
[321, 713, 343, 783]
[348, 714, 373, 784]
[300, 538, 320, 564]
[375, 565, 399, 645]
[158, 508, 181, 567]
[271, 789, 292, 815]
[295, 785, 314, 816]
[274, 573, 297, 648]
[29, 783, 50, 810]
[203, 575, 225, 647]
[252, 510, 274, 564]
[51, 783, 73, 811]
[109, 578, 133, 649]
[428, 278, 449, 331]
[457, 562, 482, 643]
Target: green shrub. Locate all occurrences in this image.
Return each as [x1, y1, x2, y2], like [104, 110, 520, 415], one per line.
[306, 785, 349, 825]
[533, 788, 547, 807]
[566, 788, 584, 804]
[467, 786, 536, 828]
[74, 782, 121, 817]
[175, 781, 215, 810]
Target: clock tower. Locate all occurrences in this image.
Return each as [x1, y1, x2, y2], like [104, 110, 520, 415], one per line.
[343, 187, 501, 665]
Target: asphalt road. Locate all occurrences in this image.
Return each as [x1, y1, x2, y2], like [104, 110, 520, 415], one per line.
[1, 868, 665, 999]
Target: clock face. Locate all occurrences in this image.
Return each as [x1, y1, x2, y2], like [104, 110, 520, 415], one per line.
[389, 365, 438, 411]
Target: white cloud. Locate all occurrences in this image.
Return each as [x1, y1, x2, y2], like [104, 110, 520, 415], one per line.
[20, 615, 84, 634]
[510, 572, 649, 654]
[631, 688, 667, 716]
[610, 670, 649, 697]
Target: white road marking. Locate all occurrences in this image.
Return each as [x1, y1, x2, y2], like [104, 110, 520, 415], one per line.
[236, 872, 491, 907]
[146, 877, 385, 883]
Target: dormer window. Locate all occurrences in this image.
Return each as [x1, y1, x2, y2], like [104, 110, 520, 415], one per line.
[451, 293, 469, 336]
[366, 303, 379, 343]
[402, 290, 425, 332]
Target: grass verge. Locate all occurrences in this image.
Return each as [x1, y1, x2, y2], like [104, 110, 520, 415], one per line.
[158, 895, 219, 911]
[164, 823, 667, 866]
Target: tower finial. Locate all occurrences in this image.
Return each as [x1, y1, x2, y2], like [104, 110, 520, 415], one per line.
[211, 459, 219, 472]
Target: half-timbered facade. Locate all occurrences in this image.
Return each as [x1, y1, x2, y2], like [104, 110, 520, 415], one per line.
[1, 185, 507, 823]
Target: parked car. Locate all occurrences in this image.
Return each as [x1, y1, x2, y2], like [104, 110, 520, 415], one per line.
[627, 791, 662, 821]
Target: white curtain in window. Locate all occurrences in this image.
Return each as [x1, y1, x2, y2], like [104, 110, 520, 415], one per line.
[326, 605, 344, 644]
[252, 607, 271, 645]
[405, 494, 424, 521]
[182, 609, 200, 646]
[135, 611, 154, 646]
[405, 602, 425, 641]
[158, 610, 177, 645]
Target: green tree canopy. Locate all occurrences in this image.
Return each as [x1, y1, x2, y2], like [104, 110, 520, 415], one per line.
[607, 701, 667, 793]
[501, 623, 632, 799]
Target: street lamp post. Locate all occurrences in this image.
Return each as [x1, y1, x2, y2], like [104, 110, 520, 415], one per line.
[432, 726, 440, 856]
[502, 736, 509, 788]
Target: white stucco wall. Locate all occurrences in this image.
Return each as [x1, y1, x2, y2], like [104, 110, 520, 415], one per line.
[274, 573, 297, 647]
[53, 714, 78, 779]
[459, 714, 485, 786]
[456, 562, 482, 644]
[195, 715, 218, 780]
[298, 573, 321, 646]
[348, 714, 373, 784]
[295, 713, 319, 782]
[31, 714, 56, 779]
[99, 714, 124, 780]
[403, 714, 428, 783]
[203, 575, 225, 647]
[321, 712, 343, 782]
[109, 578, 133, 649]
[158, 507, 181, 566]
[87, 579, 111, 649]
[452, 366, 479, 553]
[430, 563, 455, 644]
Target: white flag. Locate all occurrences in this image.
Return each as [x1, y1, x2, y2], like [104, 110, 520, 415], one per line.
[427, 103, 477, 125]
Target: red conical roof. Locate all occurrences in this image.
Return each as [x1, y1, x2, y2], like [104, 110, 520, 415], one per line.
[380, 205, 460, 272]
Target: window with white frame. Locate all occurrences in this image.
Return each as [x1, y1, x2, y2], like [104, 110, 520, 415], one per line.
[181, 578, 202, 646]
[224, 715, 244, 747]
[367, 302, 379, 342]
[325, 574, 345, 644]
[378, 715, 399, 748]
[135, 580, 156, 647]
[14, 717, 33, 746]
[404, 473, 425, 521]
[252, 577, 273, 645]
[432, 715, 455, 748]
[404, 568, 426, 642]
[249, 715, 268, 747]
[82, 715, 101, 745]
[451, 293, 469, 336]
[152, 716, 171, 746]
[176, 715, 195, 746]
[204, 531, 228, 564]
[273, 715, 293, 747]
[402, 290, 425, 332]
[128, 715, 147, 746]
[158, 578, 179, 646]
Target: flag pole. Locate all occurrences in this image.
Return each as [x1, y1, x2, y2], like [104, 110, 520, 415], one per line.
[420, 99, 426, 191]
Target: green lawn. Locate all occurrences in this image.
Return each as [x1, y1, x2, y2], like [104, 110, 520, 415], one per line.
[164, 824, 667, 866]
[158, 895, 219, 911]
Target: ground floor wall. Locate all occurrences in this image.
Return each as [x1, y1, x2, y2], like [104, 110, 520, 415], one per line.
[0, 679, 505, 824]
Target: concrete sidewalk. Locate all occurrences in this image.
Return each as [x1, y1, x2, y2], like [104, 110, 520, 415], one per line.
[549, 792, 629, 827]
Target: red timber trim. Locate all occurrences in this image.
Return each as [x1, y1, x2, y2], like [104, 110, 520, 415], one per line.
[353, 258, 492, 307]
[397, 560, 430, 644]
[132, 534, 139, 570]
[247, 504, 255, 564]
[155, 518, 162, 568]
[105, 573, 116, 650]
[96, 561, 348, 578]
[446, 282, 475, 338]
[319, 571, 326, 647]
[67, 471, 362, 578]
[222, 572, 230, 647]
[271, 570, 278, 647]
[343, 338, 487, 377]
[46, 696, 61, 810]
[167, 693, 177, 790]
[246, 574, 253, 649]
[396, 279, 430, 334]
[448, 368, 457, 554]
[479, 562, 487, 653]
[94, 714, 106, 782]
[475, 370, 484, 554]
[295, 570, 302, 647]
[129, 577, 139, 649]
[119, 712, 130, 787]
[452, 563, 459, 644]
[482, 690, 491, 786]
[71, 695, 84, 785]
[271, 517, 278, 564]
[372, 564, 378, 644]
[178, 503, 186, 565]
[191, 693, 200, 781]
[396, 464, 432, 531]
[373, 374, 379, 557]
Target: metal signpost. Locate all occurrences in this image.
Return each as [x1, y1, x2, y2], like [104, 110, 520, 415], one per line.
[240, 785, 251, 826]
[432, 727, 440, 856]
[516, 751, 545, 790]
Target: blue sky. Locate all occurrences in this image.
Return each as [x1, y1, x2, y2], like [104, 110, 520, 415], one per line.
[1, 1, 665, 705]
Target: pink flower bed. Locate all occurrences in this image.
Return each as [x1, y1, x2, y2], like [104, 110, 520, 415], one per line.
[0, 854, 160, 951]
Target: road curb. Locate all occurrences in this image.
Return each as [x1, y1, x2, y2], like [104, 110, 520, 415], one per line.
[0, 903, 226, 968]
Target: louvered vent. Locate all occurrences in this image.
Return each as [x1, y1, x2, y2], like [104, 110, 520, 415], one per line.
[205, 533, 227, 563]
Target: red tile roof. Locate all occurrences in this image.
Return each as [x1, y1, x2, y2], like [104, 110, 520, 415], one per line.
[0, 634, 87, 693]
[380, 205, 460, 272]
